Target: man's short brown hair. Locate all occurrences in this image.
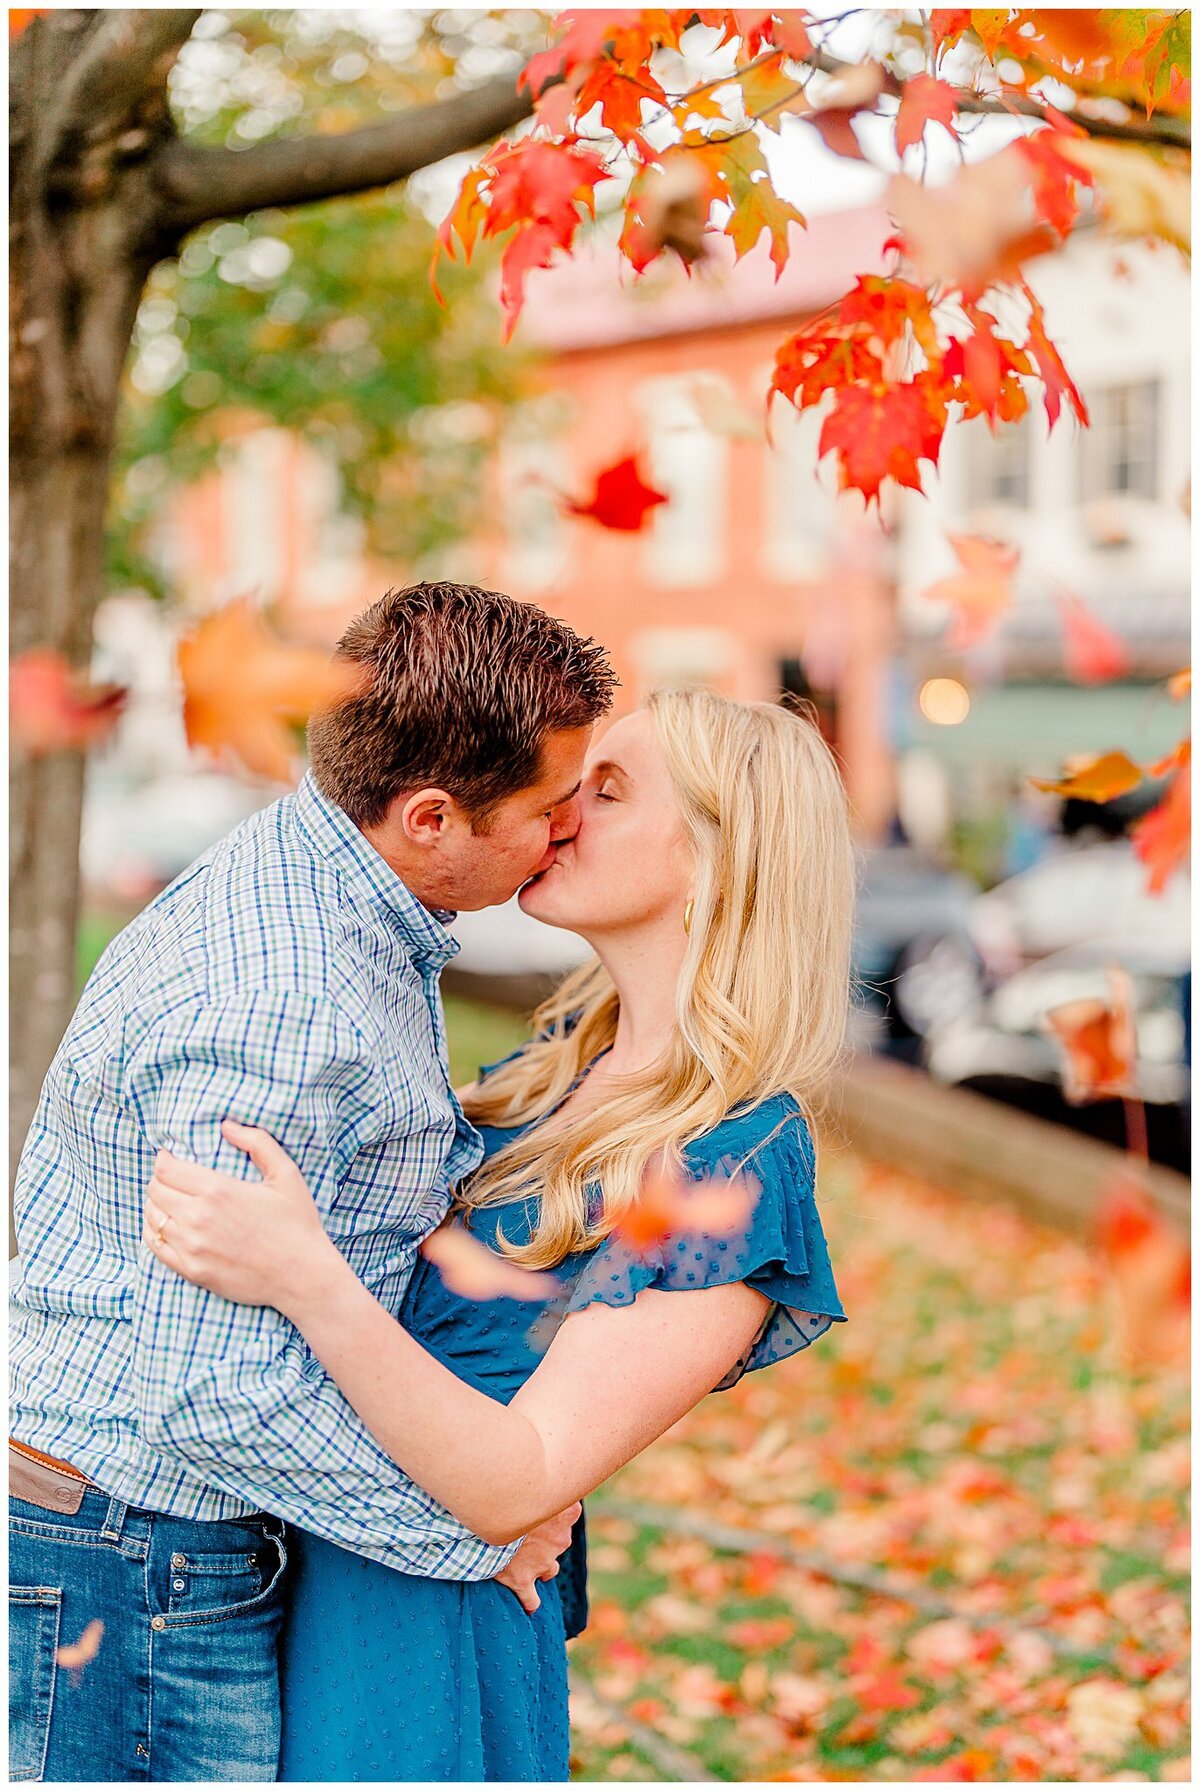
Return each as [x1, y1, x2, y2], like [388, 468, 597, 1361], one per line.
[307, 582, 617, 826]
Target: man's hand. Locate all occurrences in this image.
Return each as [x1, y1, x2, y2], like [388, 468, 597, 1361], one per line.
[493, 1502, 581, 1614]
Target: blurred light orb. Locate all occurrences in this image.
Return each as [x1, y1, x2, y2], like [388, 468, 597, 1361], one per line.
[918, 677, 971, 725]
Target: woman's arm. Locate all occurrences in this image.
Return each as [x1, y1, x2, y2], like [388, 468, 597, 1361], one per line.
[145, 1122, 768, 1546]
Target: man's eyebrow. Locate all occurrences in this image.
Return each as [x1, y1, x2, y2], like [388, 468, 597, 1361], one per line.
[548, 779, 582, 808]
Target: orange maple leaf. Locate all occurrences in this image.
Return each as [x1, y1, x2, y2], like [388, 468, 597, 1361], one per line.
[419, 1220, 562, 1303]
[1166, 666, 1191, 701]
[9, 8, 50, 38]
[895, 73, 959, 156]
[10, 649, 128, 755]
[771, 329, 885, 413]
[56, 1619, 104, 1684]
[177, 599, 362, 786]
[613, 1163, 757, 1259]
[1043, 965, 1138, 1103]
[1028, 749, 1144, 803]
[1055, 591, 1131, 685]
[922, 534, 1019, 649]
[565, 452, 669, 531]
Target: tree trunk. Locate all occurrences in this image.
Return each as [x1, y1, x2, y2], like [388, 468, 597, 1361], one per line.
[8, 12, 534, 1194]
[9, 15, 185, 1188]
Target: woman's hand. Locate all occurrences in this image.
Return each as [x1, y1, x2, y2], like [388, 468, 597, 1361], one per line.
[143, 1120, 337, 1320]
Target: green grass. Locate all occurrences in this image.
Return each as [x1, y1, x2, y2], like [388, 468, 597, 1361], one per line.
[443, 993, 529, 1087]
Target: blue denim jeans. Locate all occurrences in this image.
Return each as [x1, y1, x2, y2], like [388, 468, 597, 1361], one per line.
[9, 1487, 288, 1782]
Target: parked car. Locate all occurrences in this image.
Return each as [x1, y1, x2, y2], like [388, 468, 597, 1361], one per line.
[852, 847, 982, 1060]
[921, 944, 1190, 1171]
[966, 840, 1191, 981]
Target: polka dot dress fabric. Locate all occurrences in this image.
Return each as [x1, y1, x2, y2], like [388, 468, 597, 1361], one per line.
[277, 1072, 846, 1781]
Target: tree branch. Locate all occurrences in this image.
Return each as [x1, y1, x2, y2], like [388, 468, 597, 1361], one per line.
[157, 71, 535, 233]
[46, 10, 202, 166]
[804, 47, 1191, 148]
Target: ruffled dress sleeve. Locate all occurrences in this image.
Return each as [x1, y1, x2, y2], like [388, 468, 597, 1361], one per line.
[562, 1098, 847, 1390]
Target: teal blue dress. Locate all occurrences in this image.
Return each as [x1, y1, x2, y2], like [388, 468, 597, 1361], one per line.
[276, 1059, 847, 1782]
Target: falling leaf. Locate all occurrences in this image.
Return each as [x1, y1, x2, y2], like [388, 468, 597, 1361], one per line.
[420, 1220, 562, 1303]
[1166, 666, 1190, 700]
[895, 73, 959, 155]
[9, 8, 50, 38]
[1043, 965, 1138, 1103]
[11, 649, 127, 754]
[922, 534, 1019, 648]
[1132, 758, 1190, 893]
[1055, 592, 1131, 684]
[613, 1164, 757, 1259]
[1056, 138, 1191, 254]
[888, 156, 1041, 294]
[1147, 735, 1191, 779]
[1028, 749, 1144, 802]
[565, 453, 669, 531]
[57, 1619, 104, 1674]
[177, 598, 362, 785]
[800, 60, 888, 160]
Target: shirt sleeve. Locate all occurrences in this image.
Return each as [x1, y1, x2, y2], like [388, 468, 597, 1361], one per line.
[562, 1107, 847, 1391]
[125, 988, 519, 1580]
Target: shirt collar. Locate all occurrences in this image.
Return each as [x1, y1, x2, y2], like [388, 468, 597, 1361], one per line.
[293, 771, 460, 970]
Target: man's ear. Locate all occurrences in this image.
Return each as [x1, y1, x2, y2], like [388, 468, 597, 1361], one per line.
[399, 787, 456, 847]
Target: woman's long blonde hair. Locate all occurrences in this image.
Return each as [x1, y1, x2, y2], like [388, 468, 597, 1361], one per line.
[458, 685, 855, 1268]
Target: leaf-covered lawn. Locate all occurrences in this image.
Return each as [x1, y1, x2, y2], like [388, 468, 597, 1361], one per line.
[565, 1154, 1190, 1783]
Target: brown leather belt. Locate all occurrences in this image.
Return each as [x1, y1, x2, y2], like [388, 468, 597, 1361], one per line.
[10, 1438, 93, 1515]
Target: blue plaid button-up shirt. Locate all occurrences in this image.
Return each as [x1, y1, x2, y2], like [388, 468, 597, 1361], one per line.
[10, 772, 516, 1579]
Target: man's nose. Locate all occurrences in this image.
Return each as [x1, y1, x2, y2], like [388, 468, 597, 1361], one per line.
[551, 797, 581, 842]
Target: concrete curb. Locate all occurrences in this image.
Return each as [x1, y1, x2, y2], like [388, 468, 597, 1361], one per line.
[833, 1055, 1190, 1239]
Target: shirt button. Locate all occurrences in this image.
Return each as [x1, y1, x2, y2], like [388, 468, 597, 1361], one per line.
[170, 1553, 186, 1569]
[150, 1616, 166, 1631]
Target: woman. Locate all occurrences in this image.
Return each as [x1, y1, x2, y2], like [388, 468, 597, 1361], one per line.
[144, 687, 855, 1782]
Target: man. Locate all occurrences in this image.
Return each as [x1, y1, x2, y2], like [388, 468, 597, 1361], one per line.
[10, 582, 617, 1781]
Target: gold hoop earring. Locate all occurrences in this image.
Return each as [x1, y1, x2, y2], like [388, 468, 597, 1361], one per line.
[683, 898, 694, 936]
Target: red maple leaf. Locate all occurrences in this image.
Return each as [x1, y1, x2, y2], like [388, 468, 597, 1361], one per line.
[922, 532, 1019, 647]
[1132, 758, 1190, 894]
[10, 650, 128, 755]
[949, 315, 1032, 426]
[565, 453, 669, 531]
[819, 380, 945, 505]
[1023, 289, 1089, 427]
[895, 73, 959, 155]
[1055, 591, 1131, 684]
[1018, 129, 1093, 239]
